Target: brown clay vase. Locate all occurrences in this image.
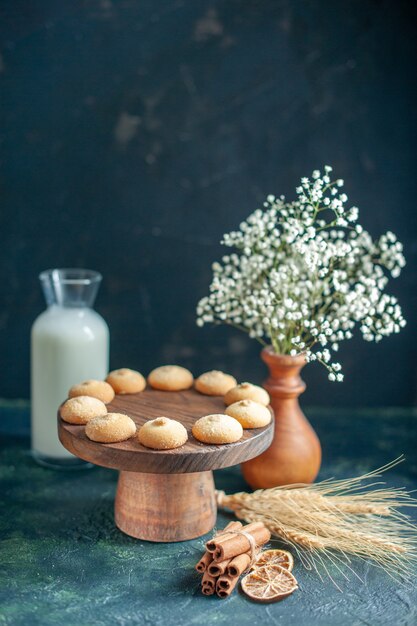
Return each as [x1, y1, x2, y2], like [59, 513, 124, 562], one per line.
[241, 346, 322, 489]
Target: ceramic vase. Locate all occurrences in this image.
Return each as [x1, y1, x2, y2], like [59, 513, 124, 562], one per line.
[241, 346, 322, 489]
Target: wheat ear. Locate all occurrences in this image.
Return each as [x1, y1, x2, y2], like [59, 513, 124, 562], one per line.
[216, 458, 417, 578]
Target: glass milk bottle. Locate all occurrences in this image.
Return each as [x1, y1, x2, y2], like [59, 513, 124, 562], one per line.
[31, 269, 109, 468]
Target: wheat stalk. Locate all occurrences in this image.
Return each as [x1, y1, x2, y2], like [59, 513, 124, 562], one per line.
[216, 458, 417, 580]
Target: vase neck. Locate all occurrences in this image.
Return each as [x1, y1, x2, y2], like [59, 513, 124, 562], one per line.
[261, 347, 306, 399]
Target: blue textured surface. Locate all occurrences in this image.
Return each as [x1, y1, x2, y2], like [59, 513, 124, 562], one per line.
[0, 404, 416, 625]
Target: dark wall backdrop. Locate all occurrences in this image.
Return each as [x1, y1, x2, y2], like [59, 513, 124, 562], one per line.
[1, 0, 416, 406]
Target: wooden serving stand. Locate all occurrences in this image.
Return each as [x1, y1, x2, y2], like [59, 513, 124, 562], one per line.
[58, 388, 273, 542]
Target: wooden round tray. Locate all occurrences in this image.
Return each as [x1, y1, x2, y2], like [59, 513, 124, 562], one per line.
[58, 388, 274, 542]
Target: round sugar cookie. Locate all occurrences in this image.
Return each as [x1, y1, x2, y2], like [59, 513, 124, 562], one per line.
[192, 414, 243, 445]
[106, 368, 146, 394]
[68, 379, 115, 404]
[147, 365, 194, 391]
[225, 400, 272, 429]
[60, 396, 108, 425]
[195, 371, 237, 396]
[138, 417, 188, 450]
[85, 413, 136, 443]
[224, 382, 270, 407]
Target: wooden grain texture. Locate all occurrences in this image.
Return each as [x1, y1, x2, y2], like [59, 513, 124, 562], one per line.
[242, 347, 321, 488]
[58, 388, 274, 474]
[114, 470, 216, 541]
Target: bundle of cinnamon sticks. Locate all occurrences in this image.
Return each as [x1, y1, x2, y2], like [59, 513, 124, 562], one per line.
[195, 521, 271, 598]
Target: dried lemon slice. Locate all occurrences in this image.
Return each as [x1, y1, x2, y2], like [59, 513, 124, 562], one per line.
[241, 564, 298, 603]
[254, 549, 294, 572]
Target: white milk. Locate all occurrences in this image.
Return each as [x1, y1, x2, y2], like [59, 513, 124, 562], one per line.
[31, 306, 109, 461]
[31, 269, 109, 466]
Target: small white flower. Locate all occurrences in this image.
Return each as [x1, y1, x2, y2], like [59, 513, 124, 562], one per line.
[336, 217, 348, 227]
[347, 207, 359, 222]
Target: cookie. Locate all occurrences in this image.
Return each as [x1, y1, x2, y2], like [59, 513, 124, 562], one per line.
[225, 400, 272, 429]
[85, 413, 136, 443]
[60, 396, 107, 425]
[224, 382, 270, 407]
[194, 371, 237, 396]
[147, 365, 194, 391]
[68, 380, 115, 404]
[106, 368, 146, 394]
[138, 417, 188, 450]
[192, 414, 243, 445]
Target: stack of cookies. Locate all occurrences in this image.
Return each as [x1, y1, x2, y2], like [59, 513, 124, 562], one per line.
[61, 371, 144, 444]
[59, 364, 272, 450]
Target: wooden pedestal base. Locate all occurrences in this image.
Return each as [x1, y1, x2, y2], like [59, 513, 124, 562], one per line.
[114, 470, 217, 542]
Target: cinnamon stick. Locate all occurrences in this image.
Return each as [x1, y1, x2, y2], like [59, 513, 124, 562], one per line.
[227, 552, 251, 577]
[196, 551, 212, 573]
[207, 558, 231, 577]
[201, 584, 215, 596]
[206, 521, 243, 552]
[216, 573, 239, 598]
[208, 521, 262, 553]
[217, 576, 232, 590]
[195, 521, 242, 572]
[202, 570, 217, 590]
[212, 522, 270, 561]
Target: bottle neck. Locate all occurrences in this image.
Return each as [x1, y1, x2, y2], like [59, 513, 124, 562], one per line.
[39, 269, 102, 308]
[47, 303, 92, 312]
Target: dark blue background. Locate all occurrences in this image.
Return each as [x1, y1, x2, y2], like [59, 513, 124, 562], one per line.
[1, 0, 416, 405]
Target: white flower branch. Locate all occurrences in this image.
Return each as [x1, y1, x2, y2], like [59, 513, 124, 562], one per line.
[196, 167, 406, 381]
